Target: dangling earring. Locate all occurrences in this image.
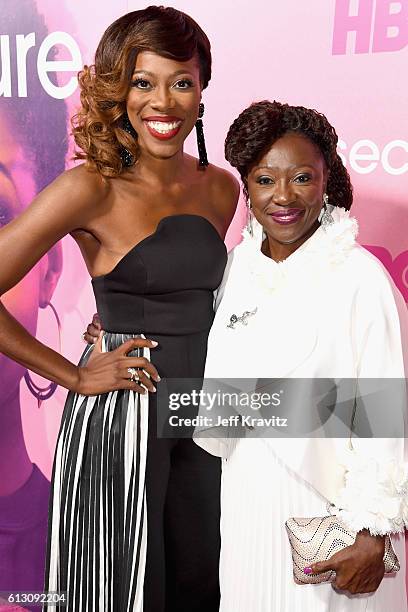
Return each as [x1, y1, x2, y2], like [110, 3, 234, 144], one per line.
[319, 193, 334, 227]
[24, 302, 61, 409]
[195, 102, 209, 168]
[120, 112, 137, 167]
[246, 198, 254, 237]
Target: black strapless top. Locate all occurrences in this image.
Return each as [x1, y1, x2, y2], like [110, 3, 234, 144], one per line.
[91, 214, 227, 336]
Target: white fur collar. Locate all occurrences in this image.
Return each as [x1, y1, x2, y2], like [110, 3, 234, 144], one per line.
[236, 207, 359, 293]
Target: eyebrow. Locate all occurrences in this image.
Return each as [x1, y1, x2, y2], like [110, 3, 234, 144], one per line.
[254, 164, 316, 172]
[132, 69, 194, 78]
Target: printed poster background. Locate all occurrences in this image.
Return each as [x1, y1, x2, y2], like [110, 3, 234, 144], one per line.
[0, 0, 407, 604]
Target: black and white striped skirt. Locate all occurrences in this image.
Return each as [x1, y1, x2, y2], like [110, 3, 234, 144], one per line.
[43, 333, 149, 612]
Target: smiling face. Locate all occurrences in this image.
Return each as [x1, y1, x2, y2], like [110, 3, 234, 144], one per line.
[247, 132, 328, 260]
[126, 51, 202, 160]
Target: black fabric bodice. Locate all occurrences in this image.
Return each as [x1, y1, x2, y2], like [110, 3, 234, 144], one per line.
[91, 214, 227, 336]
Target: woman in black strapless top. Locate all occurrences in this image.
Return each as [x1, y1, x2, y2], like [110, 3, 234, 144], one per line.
[47, 215, 227, 611]
[0, 8, 238, 612]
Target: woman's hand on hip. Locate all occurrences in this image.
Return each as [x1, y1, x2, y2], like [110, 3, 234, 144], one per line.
[75, 334, 160, 396]
[310, 529, 385, 594]
[83, 312, 102, 344]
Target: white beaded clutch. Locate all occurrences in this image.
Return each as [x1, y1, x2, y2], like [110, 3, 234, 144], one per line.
[285, 516, 400, 584]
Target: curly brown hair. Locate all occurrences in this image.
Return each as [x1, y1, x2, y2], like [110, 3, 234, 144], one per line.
[72, 6, 211, 178]
[225, 100, 353, 210]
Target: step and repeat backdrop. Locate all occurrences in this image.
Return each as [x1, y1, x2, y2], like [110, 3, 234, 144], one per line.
[0, 0, 407, 603]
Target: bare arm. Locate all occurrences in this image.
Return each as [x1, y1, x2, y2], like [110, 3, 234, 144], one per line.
[0, 167, 159, 394]
[0, 169, 94, 389]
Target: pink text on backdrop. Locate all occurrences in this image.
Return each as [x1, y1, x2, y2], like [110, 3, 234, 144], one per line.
[364, 246, 408, 302]
[332, 0, 408, 54]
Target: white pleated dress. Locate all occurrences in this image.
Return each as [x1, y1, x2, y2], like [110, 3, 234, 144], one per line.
[195, 208, 408, 612]
[219, 439, 406, 612]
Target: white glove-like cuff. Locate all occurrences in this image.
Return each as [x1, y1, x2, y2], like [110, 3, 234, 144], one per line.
[334, 449, 408, 536]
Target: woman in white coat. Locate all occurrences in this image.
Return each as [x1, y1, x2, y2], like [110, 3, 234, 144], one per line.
[195, 101, 408, 611]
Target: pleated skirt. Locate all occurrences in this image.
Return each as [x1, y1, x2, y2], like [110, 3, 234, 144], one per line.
[43, 333, 149, 612]
[219, 438, 407, 612]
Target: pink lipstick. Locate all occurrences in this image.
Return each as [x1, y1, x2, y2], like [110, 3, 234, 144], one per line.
[270, 209, 305, 225]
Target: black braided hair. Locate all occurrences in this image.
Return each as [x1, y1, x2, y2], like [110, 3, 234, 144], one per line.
[225, 100, 353, 209]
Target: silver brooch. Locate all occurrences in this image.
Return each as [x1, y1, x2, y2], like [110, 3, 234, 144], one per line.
[227, 307, 258, 329]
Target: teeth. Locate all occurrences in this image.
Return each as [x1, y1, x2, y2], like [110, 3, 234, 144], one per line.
[146, 121, 181, 134]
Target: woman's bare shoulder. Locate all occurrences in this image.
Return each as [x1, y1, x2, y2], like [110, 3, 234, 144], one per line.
[206, 163, 240, 193]
[56, 164, 111, 207]
[0, 165, 111, 293]
[26, 163, 114, 234]
[205, 163, 240, 222]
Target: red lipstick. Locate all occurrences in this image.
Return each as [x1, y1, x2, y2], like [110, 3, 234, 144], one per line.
[143, 116, 183, 141]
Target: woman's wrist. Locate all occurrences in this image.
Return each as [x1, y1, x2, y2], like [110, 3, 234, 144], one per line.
[69, 364, 83, 394]
[354, 529, 385, 556]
